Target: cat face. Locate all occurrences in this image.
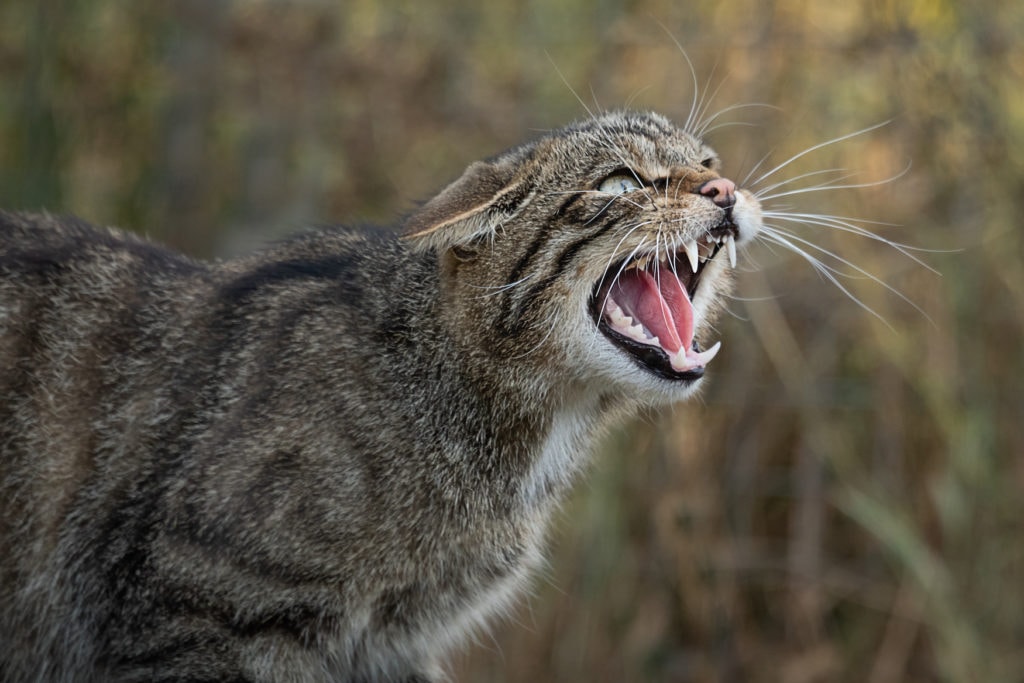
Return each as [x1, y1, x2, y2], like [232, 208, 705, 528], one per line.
[407, 111, 762, 403]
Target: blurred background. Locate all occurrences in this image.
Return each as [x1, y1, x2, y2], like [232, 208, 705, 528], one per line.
[2, 0, 1021, 681]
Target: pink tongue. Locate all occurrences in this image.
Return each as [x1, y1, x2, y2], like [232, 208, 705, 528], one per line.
[610, 269, 694, 354]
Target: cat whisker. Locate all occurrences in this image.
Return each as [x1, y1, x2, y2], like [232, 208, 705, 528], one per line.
[748, 121, 892, 189]
[700, 120, 762, 136]
[694, 103, 779, 139]
[755, 174, 862, 201]
[623, 85, 653, 110]
[690, 60, 727, 136]
[666, 235, 684, 284]
[541, 187, 649, 224]
[546, 52, 597, 121]
[592, 136, 652, 203]
[655, 24, 702, 134]
[741, 147, 778, 189]
[753, 167, 851, 199]
[654, 233, 664, 291]
[543, 190, 601, 197]
[755, 163, 909, 202]
[762, 210, 942, 273]
[587, 83, 606, 118]
[509, 305, 563, 362]
[468, 274, 536, 299]
[586, 194, 648, 226]
[758, 224, 932, 326]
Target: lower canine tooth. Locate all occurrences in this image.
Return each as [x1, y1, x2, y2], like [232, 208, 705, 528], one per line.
[670, 340, 723, 372]
[693, 340, 722, 366]
[670, 349, 689, 372]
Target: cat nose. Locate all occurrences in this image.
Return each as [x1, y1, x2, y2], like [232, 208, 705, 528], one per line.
[696, 178, 737, 210]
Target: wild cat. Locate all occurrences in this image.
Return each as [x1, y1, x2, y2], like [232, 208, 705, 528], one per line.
[0, 107, 890, 682]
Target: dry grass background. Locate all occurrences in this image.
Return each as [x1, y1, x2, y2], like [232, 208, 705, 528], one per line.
[2, 1, 1022, 681]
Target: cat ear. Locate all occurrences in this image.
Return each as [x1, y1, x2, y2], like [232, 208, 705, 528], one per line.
[404, 158, 534, 251]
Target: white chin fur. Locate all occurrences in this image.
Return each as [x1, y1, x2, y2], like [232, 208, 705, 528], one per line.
[580, 338, 707, 404]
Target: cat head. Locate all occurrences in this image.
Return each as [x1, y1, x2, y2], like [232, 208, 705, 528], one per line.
[405, 111, 762, 404]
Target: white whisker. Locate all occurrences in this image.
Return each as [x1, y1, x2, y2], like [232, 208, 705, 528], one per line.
[510, 304, 563, 361]
[699, 120, 762, 136]
[762, 210, 942, 273]
[656, 22, 702, 134]
[468, 274, 537, 299]
[759, 224, 933, 325]
[623, 85, 653, 110]
[545, 51, 596, 120]
[755, 163, 910, 202]
[695, 103, 778, 138]
[753, 167, 851, 198]
[741, 147, 778, 188]
[749, 121, 892, 189]
[691, 61, 726, 136]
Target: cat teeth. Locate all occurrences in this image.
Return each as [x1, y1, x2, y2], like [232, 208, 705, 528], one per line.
[683, 239, 699, 273]
[725, 234, 737, 268]
[605, 298, 722, 369]
[604, 298, 660, 346]
[692, 340, 722, 366]
[669, 340, 723, 372]
[624, 254, 652, 271]
[624, 321, 653, 343]
[607, 300, 629, 326]
[699, 233, 738, 269]
[618, 232, 737, 277]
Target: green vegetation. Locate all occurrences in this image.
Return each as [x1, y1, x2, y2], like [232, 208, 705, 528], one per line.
[2, 1, 1021, 680]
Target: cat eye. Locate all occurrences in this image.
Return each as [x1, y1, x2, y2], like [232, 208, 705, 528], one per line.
[598, 174, 644, 195]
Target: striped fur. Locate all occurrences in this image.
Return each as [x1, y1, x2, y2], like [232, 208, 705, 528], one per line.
[0, 111, 761, 682]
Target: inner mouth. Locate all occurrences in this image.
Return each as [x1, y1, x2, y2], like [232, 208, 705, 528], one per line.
[590, 229, 736, 381]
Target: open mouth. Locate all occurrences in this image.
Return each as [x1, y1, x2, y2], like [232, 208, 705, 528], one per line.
[591, 227, 737, 381]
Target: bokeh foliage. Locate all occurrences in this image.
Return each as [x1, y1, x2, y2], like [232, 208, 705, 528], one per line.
[2, 1, 1022, 681]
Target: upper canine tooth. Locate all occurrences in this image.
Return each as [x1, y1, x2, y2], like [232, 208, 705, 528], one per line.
[726, 234, 737, 268]
[683, 239, 699, 273]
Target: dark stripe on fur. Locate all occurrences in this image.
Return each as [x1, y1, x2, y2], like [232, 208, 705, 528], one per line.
[502, 214, 621, 336]
[216, 255, 357, 305]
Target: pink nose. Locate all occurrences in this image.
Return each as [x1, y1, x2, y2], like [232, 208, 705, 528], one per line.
[697, 177, 737, 209]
